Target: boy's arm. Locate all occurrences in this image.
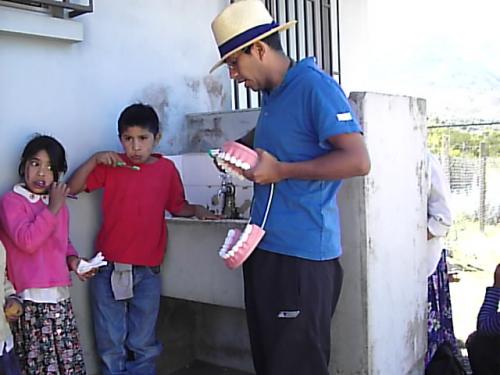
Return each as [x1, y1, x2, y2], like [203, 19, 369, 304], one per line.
[172, 203, 218, 220]
[67, 152, 123, 194]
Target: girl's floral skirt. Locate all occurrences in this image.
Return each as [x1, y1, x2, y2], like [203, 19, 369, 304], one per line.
[13, 299, 86, 375]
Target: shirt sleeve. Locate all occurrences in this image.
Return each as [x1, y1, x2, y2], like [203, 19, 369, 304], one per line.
[310, 74, 361, 149]
[1, 242, 16, 297]
[164, 164, 187, 215]
[85, 164, 107, 192]
[427, 153, 452, 237]
[66, 239, 78, 258]
[0, 195, 58, 254]
[3, 275, 16, 298]
[477, 287, 500, 335]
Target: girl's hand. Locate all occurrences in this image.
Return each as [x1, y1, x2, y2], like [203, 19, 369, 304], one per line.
[94, 151, 124, 167]
[4, 297, 23, 322]
[68, 256, 97, 281]
[48, 182, 71, 214]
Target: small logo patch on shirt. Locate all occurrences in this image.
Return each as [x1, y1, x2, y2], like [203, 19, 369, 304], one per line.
[336, 112, 353, 121]
[277, 310, 301, 318]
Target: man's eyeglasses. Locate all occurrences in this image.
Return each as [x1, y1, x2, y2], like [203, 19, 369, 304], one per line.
[225, 45, 252, 69]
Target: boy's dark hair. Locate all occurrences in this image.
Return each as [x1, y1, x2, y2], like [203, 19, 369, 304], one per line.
[118, 103, 160, 137]
[18, 134, 67, 182]
[245, 32, 284, 54]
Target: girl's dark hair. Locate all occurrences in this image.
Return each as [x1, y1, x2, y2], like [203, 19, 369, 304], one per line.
[18, 134, 68, 182]
[118, 103, 160, 136]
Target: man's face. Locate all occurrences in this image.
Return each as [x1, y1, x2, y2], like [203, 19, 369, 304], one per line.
[225, 45, 266, 91]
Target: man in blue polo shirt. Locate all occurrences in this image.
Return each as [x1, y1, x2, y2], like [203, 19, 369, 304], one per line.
[210, 1, 370, 374]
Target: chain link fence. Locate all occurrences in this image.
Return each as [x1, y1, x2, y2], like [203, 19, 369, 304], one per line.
[428, 122, 500, 267]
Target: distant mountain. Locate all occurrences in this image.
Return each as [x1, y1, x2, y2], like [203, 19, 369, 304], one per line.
[372, 38, 500, 122]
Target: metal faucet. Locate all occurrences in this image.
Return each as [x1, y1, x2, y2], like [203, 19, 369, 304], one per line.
[218, 174, 238, 219]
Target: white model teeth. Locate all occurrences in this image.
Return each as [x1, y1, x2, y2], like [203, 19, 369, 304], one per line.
[240, 232, 249, 242]
[240, 162, 250, 170]
[218, 226, 253, 260]
[235, 159, 242, 167]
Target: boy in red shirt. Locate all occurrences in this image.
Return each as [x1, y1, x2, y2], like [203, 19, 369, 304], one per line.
[68, 103, 215, 375]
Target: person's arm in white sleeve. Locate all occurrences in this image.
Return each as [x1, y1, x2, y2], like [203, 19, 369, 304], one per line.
[427, 152, 452, 239]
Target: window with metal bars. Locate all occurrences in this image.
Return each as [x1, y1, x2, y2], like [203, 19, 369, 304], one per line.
[1, 0, 93, 18]
[230, 0, 339, 110]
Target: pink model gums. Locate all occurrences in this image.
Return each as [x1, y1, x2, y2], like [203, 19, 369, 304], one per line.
[210, 142, 275, 270]
[213, 141, 258, 180]
[218, 224, 266, 270]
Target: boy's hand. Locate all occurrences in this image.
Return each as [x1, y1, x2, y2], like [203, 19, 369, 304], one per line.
[4, 297, 23, 322]
[48, 182, 71, 214]
[194, 205, 220, 220]
[94, 151, 124, 167]
[494, 264, 500, 288]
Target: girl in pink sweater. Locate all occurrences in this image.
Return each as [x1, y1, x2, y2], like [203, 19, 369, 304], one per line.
[0, 135, 93, 375]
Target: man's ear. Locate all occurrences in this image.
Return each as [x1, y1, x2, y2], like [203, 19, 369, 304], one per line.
[253, 41, 266, 61]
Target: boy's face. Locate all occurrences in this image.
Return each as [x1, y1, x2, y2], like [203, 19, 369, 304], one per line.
[119, 126, 160, 164]
[24, 149, 55, 194]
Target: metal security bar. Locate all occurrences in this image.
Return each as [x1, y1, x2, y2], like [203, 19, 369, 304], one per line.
[230, 0, 339, 110]
[2, 0, 93, 18]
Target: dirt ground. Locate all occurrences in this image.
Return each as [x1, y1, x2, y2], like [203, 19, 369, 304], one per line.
[450, 269, 492, 344]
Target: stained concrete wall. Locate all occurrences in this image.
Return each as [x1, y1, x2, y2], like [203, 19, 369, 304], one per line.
[0, 1, 229, 374]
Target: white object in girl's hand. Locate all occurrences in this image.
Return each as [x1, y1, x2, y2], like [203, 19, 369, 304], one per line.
[77, 252, 107, 274]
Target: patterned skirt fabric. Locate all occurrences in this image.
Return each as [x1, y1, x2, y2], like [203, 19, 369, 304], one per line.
[12, 299, 86, 375]
[426, 249, 459, 367]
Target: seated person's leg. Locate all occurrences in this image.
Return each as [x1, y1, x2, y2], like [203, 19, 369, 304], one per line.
[466, 331, 500, 375]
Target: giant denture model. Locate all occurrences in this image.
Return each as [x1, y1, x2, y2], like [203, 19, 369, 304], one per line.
[210, 141, 275, 270]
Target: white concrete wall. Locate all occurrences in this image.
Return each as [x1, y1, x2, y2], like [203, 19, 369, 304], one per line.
[0, 1, 229, 373]
[333, 92, 427, 375]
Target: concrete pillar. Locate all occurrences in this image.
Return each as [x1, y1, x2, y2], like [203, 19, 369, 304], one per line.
[332, 92, 427, 374]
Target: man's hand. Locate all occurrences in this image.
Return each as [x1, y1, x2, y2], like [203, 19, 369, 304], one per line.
[494, 263, 500, 288]
[244, 149, 283, 184]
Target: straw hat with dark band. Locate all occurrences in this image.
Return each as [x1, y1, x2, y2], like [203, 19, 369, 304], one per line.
[210, 0, 297, 73]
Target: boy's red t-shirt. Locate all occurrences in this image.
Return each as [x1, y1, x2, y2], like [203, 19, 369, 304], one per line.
[85, 154, 186, 266]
